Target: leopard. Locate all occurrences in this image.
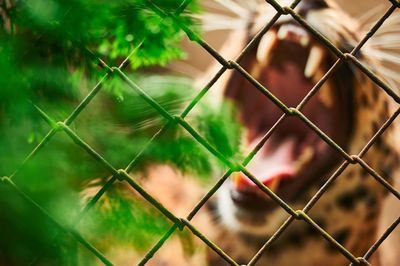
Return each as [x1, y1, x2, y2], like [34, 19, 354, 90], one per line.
[199, 0, 400, 265]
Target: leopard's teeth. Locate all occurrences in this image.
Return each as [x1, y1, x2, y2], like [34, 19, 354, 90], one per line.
[256, 31, 277, 64]
[300, 34, 310, 47]
[304, 45, 324, 78]
[295, 146, 314, 171]
[277, 24, 309, 45]
[277, 25, 290, 40]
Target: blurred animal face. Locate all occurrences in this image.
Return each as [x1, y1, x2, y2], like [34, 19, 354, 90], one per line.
[216, 1, 354, 234]
[227, 23, 352, 203]
[206, 1, 399, 265]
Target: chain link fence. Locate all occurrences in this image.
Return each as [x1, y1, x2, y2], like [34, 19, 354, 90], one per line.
[2, 0, 400, 265]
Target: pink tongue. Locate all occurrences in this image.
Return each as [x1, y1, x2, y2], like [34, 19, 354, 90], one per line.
[234, 138, 296, 190]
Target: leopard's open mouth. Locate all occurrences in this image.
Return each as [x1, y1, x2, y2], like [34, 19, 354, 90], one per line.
[225, 22, 354, 211]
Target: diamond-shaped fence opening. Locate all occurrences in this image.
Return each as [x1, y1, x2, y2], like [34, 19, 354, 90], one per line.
[1, 0, 400, 265]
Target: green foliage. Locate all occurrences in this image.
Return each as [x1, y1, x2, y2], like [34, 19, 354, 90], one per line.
[195, 100, 244, 163]
[77, 73, 243, 178]
[80, 183, 172, 253]
[0, 0, 244, 264]
[0, 0, 200, 122]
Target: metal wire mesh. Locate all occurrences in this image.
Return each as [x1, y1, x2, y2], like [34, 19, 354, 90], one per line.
[2, 0, 400, 265]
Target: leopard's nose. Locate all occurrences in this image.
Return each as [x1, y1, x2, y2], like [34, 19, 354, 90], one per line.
[230, 171, 291, 210]
[230, 187, 273, 210]
[232, 172, 286, 194]
[230, 173, 270, 209]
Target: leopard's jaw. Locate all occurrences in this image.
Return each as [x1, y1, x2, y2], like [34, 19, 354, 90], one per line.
[216, 182, 288, 237]
[206, 0, 400, 265]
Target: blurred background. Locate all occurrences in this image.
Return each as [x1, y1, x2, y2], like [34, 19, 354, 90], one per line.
[0, 0, 399, 265]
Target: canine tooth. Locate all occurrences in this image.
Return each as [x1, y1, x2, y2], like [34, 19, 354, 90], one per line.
[277, 26, 289, 40]
[304, 45, 324, 78]
[318, 78, 334, 107]
[300, 34, 310, 47]
[295, 146, 314, 171]
[256, 31, 277, 64]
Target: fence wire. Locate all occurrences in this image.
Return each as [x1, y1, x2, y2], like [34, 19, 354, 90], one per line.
[2, 0, 400, 265]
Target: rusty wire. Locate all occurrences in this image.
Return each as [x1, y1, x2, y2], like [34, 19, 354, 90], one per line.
[2, 0, 400, 265]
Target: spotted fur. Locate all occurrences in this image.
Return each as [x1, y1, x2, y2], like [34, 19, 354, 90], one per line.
[200, 1, 400, 265]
